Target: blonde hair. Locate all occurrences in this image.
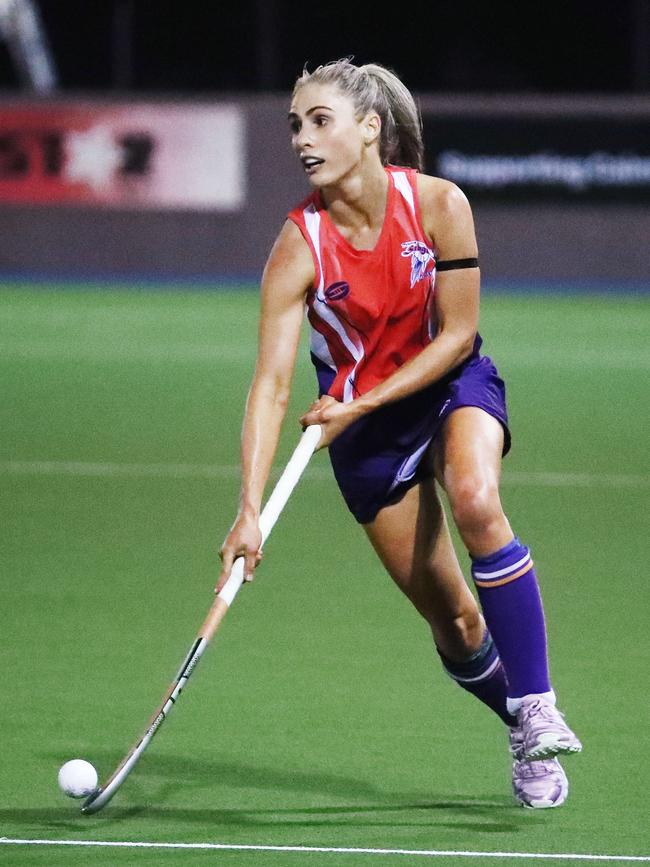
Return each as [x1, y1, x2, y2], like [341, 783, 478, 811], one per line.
[293, 58, 424, 171]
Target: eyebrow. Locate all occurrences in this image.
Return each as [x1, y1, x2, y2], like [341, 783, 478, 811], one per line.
[287, 105, 334, 120]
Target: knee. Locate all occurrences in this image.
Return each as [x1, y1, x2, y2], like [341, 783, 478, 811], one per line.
[448, 478, 503, 537]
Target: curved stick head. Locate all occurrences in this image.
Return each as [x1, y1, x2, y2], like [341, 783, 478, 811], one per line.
[80, 786, 104, 814]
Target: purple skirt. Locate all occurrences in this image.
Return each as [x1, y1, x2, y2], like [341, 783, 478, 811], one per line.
[328, 354, 511, 523]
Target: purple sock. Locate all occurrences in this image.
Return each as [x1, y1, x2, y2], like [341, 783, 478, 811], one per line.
[471, 537, 552, 701]
[437, 629, 517, 726]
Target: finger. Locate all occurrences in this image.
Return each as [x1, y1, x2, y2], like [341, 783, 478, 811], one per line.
[299, 409, 318, 428]
[243, 550, 258, 582]
[222, 546, 235, 574]
[215, 548, 234, 593]
[215, 569, 228, 593]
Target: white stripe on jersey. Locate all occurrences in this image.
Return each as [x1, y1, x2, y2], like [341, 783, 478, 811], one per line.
[393, 170, 435, 342]
[310, 326, 336, 370]
[304, 204, 337, 372]
[392, 171, 415, 215]
[303, 204, 325, 291]
[302, 203, 365, 403]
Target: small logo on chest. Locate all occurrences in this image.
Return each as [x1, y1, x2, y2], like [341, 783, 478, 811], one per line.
[324, 281, 350, 301]
[401, 240, 435, 288]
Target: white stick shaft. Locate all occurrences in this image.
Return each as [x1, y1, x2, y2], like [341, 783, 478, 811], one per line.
[259, 423, 322, 540]
[217, 424, 321, 606]
[81, 424, 321, 814]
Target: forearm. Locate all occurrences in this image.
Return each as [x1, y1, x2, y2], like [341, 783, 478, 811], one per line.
[237, 376, 292, 517]
[355, 329, 475, 416]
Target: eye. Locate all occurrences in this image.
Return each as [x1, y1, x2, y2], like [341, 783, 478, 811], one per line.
[313, 115, 329, 127]
[288, 118, 300, 134]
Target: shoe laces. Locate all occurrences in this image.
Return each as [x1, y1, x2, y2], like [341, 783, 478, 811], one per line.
[508, 726, 525, 759]
[519, 697, 565, 728]
[514, 756, 562, 778]
[510, 728, 562, 777]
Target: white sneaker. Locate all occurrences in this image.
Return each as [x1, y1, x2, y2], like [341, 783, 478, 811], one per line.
[510, 726, 569, 809]
[518, 695, 582, 761]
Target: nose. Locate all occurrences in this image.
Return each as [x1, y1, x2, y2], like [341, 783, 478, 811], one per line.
[294, 127, 312, 152]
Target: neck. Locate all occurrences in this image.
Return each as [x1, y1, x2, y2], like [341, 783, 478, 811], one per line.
[320, 162, 389, 233]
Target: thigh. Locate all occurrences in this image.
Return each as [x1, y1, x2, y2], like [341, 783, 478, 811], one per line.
[433, 406, 513, 556]
[434, 406, 505, 494]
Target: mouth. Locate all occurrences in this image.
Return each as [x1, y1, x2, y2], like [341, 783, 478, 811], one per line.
[301, 155, 324, 174]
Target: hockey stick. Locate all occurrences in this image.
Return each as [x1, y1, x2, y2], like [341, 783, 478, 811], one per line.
[81, 424, 322, 814]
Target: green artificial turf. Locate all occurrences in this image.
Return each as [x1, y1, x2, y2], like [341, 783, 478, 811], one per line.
[1, 285, 648, 866]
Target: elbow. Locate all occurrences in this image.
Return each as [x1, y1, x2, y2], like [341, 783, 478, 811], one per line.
[267, 375, 292, 411]
[455, 331, 477, 364]
[249, 374, 292, 413]
[274, 385, 291, 411]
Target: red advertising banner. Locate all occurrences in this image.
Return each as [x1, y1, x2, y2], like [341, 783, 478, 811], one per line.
[0, 101, 245, 210]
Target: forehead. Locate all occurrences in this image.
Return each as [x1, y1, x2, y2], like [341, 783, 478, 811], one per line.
[289, 81, 353, 116]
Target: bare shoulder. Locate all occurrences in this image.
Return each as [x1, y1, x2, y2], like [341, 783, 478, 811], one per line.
[415, 174, 477, 255]
[416, 174, 473, 224]
[262, 219, 315, 301]
[266, 219, 313, 272]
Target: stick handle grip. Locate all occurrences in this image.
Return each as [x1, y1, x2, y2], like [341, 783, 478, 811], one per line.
[215, 424, 321, 611]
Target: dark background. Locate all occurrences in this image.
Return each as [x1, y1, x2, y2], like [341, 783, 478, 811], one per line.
[1, 0, 649, 94]
[0, 1, 648, 286]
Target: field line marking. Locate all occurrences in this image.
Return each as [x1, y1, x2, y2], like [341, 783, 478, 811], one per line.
[502, 471, 649, 489]
[0, 838, 649, 861]
[1, 461, 648, 488]
[1, 460, 249, 480]
[2, 342, 648, 368]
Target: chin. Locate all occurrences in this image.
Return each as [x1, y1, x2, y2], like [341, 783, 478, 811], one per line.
[310, 171, 344, 191]
[305, 167, 328, 185]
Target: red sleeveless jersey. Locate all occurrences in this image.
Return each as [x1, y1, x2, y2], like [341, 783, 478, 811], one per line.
[288, 166, 437, 403]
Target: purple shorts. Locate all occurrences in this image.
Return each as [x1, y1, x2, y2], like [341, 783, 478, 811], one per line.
[328, 354, 511, 524]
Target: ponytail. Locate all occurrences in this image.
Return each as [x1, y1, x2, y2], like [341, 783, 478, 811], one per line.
[293, 59, 424, 171]
[362, 63, 424, 171]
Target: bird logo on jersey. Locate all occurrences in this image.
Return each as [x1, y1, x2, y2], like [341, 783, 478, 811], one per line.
[401, 240, 435, 288]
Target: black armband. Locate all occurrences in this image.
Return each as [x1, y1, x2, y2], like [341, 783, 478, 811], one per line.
[436, 257, 479, 272]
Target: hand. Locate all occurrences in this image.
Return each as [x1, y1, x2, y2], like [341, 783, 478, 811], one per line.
[216, 512, 263, 593]
[299, 395, 361, 449]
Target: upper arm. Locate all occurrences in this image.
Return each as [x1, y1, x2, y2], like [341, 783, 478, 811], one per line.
[417, 175, 480, 342]
[254, 220, 315, 390]
[417, 174, 478, 259]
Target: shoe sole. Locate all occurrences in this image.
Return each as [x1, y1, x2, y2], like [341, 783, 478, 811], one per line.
[516, 792, 568, 809]
[525, 742, 582, 761]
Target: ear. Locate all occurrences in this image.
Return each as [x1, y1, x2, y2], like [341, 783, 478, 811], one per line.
[362, 112, 381, 147]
